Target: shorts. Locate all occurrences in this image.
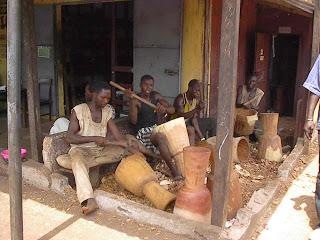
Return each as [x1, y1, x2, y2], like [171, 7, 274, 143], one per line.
[136, 124, 158, 152]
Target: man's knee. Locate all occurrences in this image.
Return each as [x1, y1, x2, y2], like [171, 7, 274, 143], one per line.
[71, 156, 86, 169]
[69, 149, 87, 168]
[152, 133, 167, 146]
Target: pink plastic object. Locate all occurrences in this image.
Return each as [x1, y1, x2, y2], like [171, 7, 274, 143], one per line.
[1, 148, 27, 161]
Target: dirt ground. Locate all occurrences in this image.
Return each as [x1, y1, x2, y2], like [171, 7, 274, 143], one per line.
[99, 161, 183, 212]
[0, 173, 192, 240]
[98, 142, 283, 212]
[238, 143, 283, 204]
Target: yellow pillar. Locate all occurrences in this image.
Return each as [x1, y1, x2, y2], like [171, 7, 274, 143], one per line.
[181, 0, 206, 92]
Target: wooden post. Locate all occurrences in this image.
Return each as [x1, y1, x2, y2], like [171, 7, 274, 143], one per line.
[311, 1, 320, 66]
[55, 5, 65, 116]
[294, 99, 303, 144]
[304, 0, 320, 154]
[204, 0, 212, 117]
[22, 0, 42, 162]
[211, 0, 241, 227]
[7, 0, 23, 239]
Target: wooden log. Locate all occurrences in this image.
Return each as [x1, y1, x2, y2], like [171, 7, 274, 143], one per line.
[115, 154, 175, 210]
[55, 5, 65, 116]
[258, 113, 283, 162]
[174, 146, 212, 223]
[204, 0, 213, 117]
[22, 0, 42, 162]
[294, 99, 303, 144]
[207, 170, 243, 220]
[211, 0, 241, 227]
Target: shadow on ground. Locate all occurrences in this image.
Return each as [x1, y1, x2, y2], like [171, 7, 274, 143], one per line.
[292, 195, 319, 229]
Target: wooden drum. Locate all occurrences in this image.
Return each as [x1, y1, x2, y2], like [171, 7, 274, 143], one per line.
[153, 117, 190, 176]
[234, 108, 258, 136]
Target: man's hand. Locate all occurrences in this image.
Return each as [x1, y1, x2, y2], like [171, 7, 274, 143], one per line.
[197, 101, 205, 111]
[155, 103, 167, 114]
[124, 89, 135, 99]
[236, 103, 249, 109]
[94, 137, 108, 147]
[242, 103, 250, 109]
[304, 120, 315, 140]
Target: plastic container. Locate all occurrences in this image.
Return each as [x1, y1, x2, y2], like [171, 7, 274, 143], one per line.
[1, 148, 27, 161]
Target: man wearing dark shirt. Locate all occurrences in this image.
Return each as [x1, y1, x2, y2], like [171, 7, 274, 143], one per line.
[128, 75, 182, 180]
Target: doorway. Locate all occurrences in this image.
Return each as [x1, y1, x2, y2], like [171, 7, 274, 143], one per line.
[61, 2, 133, 111]
[269, 35, 300, 116]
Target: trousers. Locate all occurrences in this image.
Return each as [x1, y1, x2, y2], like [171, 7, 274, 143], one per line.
[59, 146, 125, 204]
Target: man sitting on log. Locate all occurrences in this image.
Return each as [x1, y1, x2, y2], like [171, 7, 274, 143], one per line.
[50, 81, 116, 135]
[66, 80, 155, 214]
[173, 79, 216, 143]
[236, 73, 264, 111]
[128, 74, 183, 180]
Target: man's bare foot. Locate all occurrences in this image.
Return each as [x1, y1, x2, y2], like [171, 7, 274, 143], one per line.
[81, 198, 98, 215]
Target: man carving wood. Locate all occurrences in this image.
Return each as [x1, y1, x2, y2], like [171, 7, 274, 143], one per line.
[236, 73, 264, 111]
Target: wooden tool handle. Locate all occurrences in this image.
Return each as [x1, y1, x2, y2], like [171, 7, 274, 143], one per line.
[243, 98, 255, 106]
[110, 81, 157, 109]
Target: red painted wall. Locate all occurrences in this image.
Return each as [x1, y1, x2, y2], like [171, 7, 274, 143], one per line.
[209, 0, 222, 116]
[256, 5, 312, 136]
[209, 1, 312, 137]
[237, 0, 257, 87]
[210, 0, 256, 116]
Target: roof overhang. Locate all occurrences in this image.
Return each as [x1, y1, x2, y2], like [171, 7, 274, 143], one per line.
[258, 0, 314, 16]
[283, 0, 314, 13]
[34, 0, 130, 5]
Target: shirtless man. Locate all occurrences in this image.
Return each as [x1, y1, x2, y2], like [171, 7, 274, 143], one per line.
[173, 79, 216, 143]
[128, 75, 182, 180]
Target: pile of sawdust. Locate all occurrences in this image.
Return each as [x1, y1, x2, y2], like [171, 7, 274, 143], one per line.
[98, 161, 184, 212]
[99, 174, 154, 207]
[238, 143, 283, 204]
[99, 143, 285, 210]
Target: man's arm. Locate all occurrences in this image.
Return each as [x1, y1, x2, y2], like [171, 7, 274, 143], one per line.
[173, 94, 197, 119]
[251, 105, 259, 111]
[129, 98, 139, 125]
[155, 93, 175, 114]
[244, 89, 264, 110]
[107, 119, 126, 141]
[103, 119, 129, 148]
[304, 93, 320, 140]
[66, 110, 103, 145]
